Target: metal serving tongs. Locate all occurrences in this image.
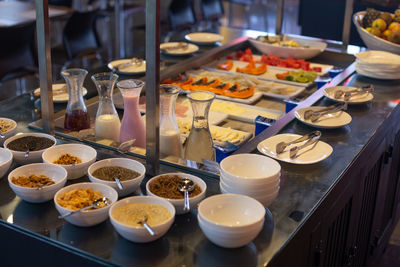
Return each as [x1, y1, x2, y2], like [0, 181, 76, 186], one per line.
[333, 85, 373, 100]
[289, 131, 321, 159]
[309, 102, 347, 122]
[115, 58, 143, 71]
[276, 131, 320, 154]
[303, 103, 346, 121]
[161, 42, 189, 52]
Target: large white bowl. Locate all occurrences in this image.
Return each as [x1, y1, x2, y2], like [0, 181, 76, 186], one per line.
[220, 153, 281, 182]
[42, 144, 97, 179]
[146, 172, 207, 215]
[249, 37, 327, 59]
[8, 163, 67, 203]
[220, 177, 280, 196]
[353, 11, 400, 55]
[219, 185, 279, 208]
[198, 194, 265, 248]
[0, 118, 17, 146]
[220, 171, 280, 189]
[0, 148, 13, 178]
[54, 182, 118, 227]
[109, 196, 175, 243]
[88, 158, 146, 197]
[4, 133, 56, 165]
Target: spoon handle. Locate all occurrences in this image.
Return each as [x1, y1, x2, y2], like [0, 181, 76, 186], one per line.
[0, 133, 5, 139]
[142, 221, 156, 236]
[114, 177, 123, 190]
[183, 190, 190, 211]
[58, 204, 93, 219]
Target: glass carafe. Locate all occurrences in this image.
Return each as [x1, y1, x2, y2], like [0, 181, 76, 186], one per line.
[62, 68, 91, 131]
[91, 72, 121, 142]
[160, 84, 183, 158]
[117, 79, 146, 148]
[184, 91, 216, 162]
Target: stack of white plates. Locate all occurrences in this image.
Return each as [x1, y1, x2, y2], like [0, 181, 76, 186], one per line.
[355, 51, 400, 80]
[219, 154, 281, 207]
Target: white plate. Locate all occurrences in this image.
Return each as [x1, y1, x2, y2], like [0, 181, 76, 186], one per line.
[356, 65, 400, 80]
[34, 84, 88, 103]
[257, 133, 333, 164]
[107, 59, 146, 75]
[323, 86, 373, 104]
[249, 37, 327, 60]
[295, 107, 352, 129]
[160, 42, 199, 55]
[185, 32, 224, 45]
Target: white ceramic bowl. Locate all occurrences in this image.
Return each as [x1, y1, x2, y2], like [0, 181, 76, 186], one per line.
[353, 11, 400, 55]
[109, 196, 175, 243]
[220, 178, 280, 196]
[42, 144, 97, 179]
[220, 154, 281, 182]
[198, 194, 265, 248]
[4, 133, 56, 165]
[249, 37, 327, 59]
[220, 171, 280, 189]
[54, 182, 118, 227]
[146, 172, 207, 215]
[0, 118, 17, 146]
[88, 158, 146, 197]
[0, 148, 13, 178]
[8, 163, 67, 203]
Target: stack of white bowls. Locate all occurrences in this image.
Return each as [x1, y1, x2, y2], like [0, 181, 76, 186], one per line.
[219, 153, 281, 207]
[355, 51, 400, 80]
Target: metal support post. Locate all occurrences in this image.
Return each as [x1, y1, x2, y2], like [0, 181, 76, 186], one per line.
[35, 0, 54, 134]
[275, 0, 284, 35]
[145, 0, 160, 175]
[342, 0, 354, 47]
[114, 0, 125, 58]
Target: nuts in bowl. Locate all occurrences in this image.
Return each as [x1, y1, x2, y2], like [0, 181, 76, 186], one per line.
[0, 118, 17, 146]
[42, 143, 97, 179]
[8, 163, 67, 203]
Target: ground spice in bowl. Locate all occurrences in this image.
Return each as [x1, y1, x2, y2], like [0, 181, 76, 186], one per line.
[92, 166, 141, 181]
[7, 136, 55, 152]
[11, 174, 55, 188]
[149, 175, 202, 199]
[53, 153, 82, 165]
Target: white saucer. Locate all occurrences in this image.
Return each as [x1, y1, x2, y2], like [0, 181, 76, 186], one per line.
[323, 86, 373, 104]
[295, 106, 352, 129]
[107, 59, 146, 75]
[257, 133, 333, 164]
[185, 32, 224, 45]
[33, 84, 87, 103]
[160, 42, 199, 55]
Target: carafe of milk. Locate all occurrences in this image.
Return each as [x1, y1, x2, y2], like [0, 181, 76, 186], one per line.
[117, 79, 146, 148]
[91, 72, 121, 142]
[159, 84, 183, 158]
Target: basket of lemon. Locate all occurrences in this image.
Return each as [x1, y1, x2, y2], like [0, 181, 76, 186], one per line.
[353, 9, 400, 54]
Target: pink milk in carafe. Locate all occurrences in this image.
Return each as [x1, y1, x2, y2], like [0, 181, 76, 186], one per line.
[117, 80, 146, 148]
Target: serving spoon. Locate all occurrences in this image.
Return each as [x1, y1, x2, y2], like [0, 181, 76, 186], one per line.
[0, 133, 5, 139]
[178, 178, 195, 211]
[137, 214, 156, 236]
[58, 197, 111, 219]
[113, 175, 124, 190]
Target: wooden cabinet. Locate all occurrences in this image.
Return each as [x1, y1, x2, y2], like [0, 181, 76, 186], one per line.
[269, 108, 400, 267]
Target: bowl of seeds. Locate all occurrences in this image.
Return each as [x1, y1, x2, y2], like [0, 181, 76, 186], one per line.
[42, 143, 97, 180]
[88, 158, 146, 197]
[8, 163, 67, 203]
[0, 118, 17, 146]
[4, 133, 56, 165]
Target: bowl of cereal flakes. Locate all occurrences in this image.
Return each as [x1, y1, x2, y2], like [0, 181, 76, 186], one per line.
[42, 144, 97, 180]
[8, 163, 67, 203]
[54, 182, 118, 227]
[0, 118, 17, 146]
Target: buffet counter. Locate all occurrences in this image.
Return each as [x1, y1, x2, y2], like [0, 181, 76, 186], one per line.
[0, 28, 399, 267]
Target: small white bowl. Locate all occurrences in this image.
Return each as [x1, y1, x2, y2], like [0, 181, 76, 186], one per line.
[8, 163, 67, 203]
[109, 196, 175, 243]
[146, 172, 207, 215]
[198, 194, 265, 248]
[88, 158, 146, 197]
[219, 185, 279, 208]
[0, 148, 13, 178]
[220, 178, 280, 196]
[4, 133, 56, 165]
[0, 118, 17, 146]
[220, 153, 281, 182]
[54, 182, 118, 227]
[42, 144, 97, 179]
[220, 172, 280, 190]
